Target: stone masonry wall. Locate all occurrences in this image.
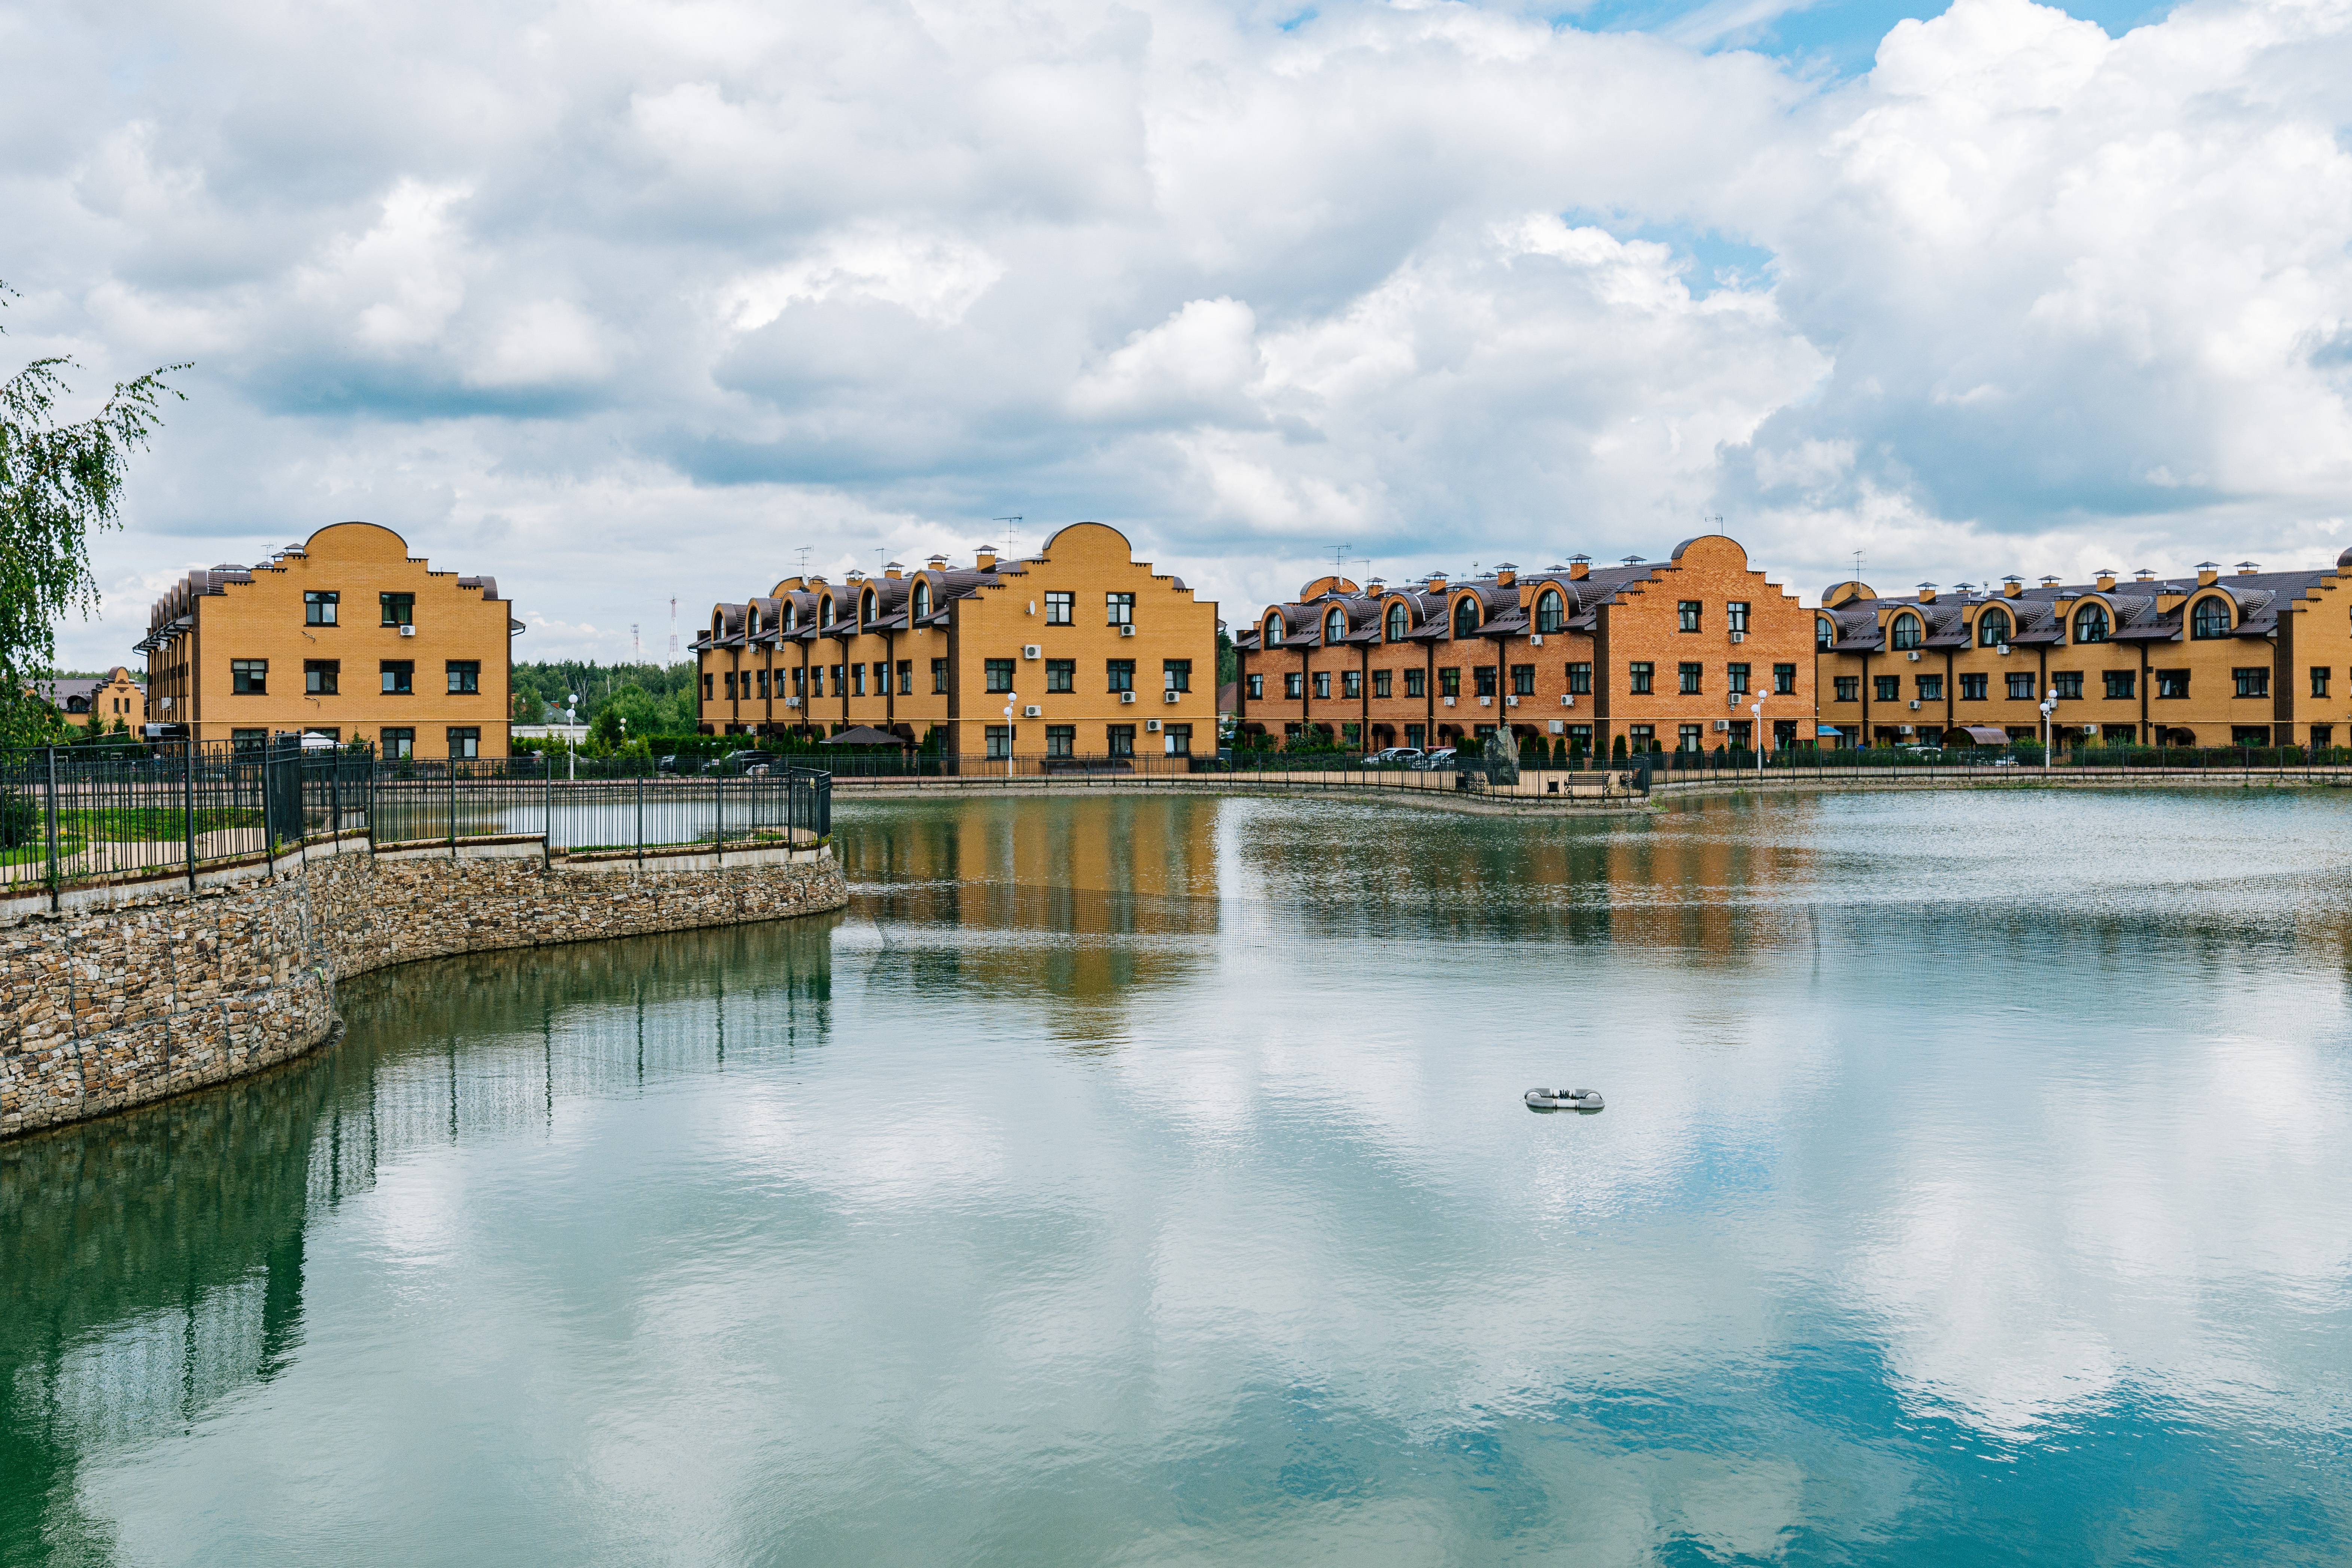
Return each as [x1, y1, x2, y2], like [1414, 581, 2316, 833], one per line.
[0, 845, 847, 1139]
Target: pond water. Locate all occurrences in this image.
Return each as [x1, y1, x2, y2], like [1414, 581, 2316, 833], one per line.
[5, 790, 2351, 1566]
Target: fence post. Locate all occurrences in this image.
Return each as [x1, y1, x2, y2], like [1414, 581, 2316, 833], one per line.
[42, 745, 61, 911]
[715, 768, 724, 866]
[543, 750, 553, 868]
[448, 756, 458, 859]
[184, 739, 199, 893]
[636, 769, 644, 870]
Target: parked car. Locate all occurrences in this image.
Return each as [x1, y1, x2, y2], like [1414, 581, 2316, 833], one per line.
[1414, 748, 1458, 770]
[1363, 747, 1424, 768]
[705, 749, 774, 776]
[655, 753, 684, 774]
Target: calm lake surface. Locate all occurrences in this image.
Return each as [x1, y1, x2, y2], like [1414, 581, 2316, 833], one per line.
[6, 789, 2352, 1566]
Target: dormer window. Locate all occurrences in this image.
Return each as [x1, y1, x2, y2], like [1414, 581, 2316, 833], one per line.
[912, 580, 930, 619]
[1978, 608, 2010, 646]
[2191, 597, 2230, 639]
[819, 598, 835, 629]
[1386, 602, 1408, 642]
[1325, 607, 1346, 643]
[1265, 614, 1282, 645]
[2073, 604, 2109, 643]
[1453, 597, 1480, 639]
[862, 591, 877, 628]
[1817, 615, 1836, 649]
[1891, 612, 1922, 650]
[1536, 589, 1565, 634]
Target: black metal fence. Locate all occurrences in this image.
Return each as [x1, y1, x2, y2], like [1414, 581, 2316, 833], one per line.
[1, 741, 831, 901]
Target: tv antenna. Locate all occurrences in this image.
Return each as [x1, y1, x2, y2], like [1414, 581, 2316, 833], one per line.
[631, 624, 641, 661]
[795, 546, 812, 578]
[667, 597, 678, 662]
[1327, 543, 1352, 572]
[993, 516, 1023, 557]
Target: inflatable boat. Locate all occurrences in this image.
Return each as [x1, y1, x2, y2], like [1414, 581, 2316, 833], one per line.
[1525, 1088, 1604, 1111]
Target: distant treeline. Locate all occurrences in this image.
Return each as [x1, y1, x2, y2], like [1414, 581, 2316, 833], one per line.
[510, 661, 697, 734]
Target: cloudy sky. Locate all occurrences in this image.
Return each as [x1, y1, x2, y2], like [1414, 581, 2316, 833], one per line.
[7, 0, 2351, 669]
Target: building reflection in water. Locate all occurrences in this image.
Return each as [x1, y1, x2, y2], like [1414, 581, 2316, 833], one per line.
[0, 915, 838, 1559]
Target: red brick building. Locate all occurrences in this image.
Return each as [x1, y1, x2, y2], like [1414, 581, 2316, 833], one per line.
[1233, 534, 1815, 756]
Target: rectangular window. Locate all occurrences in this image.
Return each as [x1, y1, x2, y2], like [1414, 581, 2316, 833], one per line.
[2009, 673, 2037, 700]
[1165, 659, 1193, 692]
[931, 658, 947, 694]
[1628, 724, 1655, 750]
[724, 670, 738, 700]
[1285, 672, 1303, 699]
[1678, 600, 1702, 633]
[1727, 602, 1750, 634]
[2104, 670, 2136, 699]
[1046, 658, 1075, 692]
[794, 669, 807, 695]
[1406, 724, 1426, 749]
[1405, 668, 1426, 698]
[1046, 724, 1076, 757]
[2312, 725, 2335, 748]
[702, 673, 713, 700]
[1313, 671, 1331, 699]
[985, 725, 1010, 759]
[231, 659, 267, 695]
[756, 670, 770, 698]
[2231, 725, 2273, 745]
[1247, 675, 1263, 700]
[1628, 662, 1654, 695]
[1372, 669, 1393, 698]
[305, 590, 339, 626]
[1568, 724, 1592, 753]
[447, 727, 480, 759]
[379, 592, 414, 627]
[1679, 662, 1703, 695]
[447, 660, 480, 694]
[380, 661, 413, 695]
[305, 660, 338, 695]
[1834, 676, 1859, 702]
[830, 664, 845, 694]
[1567, 662, 1592, 695]
[985, 659, 1015, 693]
[1342, 670, 1361, 699]
[1960, 673, 1988, 701]
[1474, 667, 1497, 698]
[1510, 664, 1535, 696]
[231, 728, 267, 753]
[1440, 668, 1461, 698]
[1107, 724, 1136, 757]
[1164, 724, 1193, 755]
[1727, 663, 1750, 695]
[1045, 591, 1074, 625]
[1916, 675, 1943, 701]
[2234, 666, 2269, 698]
[2104, 725, 2137, 745]
[380, 727, 415, 759]
[810, 667, 825, 698]
[1678, 723, 1704, 751]
[2312, 667, 2331, 698]
[1874, 676, 1899, 701]
[1773, 663, 1796, 695]
[1106, 593, 1134, 626]
[1108, 660, 1136, 693]
[852, 664, 865, 697]
[2054, 671, 2084, 700]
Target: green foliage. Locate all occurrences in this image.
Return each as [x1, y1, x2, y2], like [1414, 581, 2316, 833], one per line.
[0, 288, 185, 746]
[1216, 625, 1237, 686]
[1611, 734, 1627, 759]
[509, 660, 697, 732]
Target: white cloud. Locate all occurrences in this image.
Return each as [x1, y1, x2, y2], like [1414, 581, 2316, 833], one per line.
[9, 0, 2352, 670]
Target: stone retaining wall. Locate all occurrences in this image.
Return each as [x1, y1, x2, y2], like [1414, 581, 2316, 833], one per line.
[0, 841, 847, 1139]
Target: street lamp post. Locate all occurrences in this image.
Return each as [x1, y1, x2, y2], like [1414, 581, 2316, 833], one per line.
[1750, 698, 1765, 777]
[1003, 692, 1018, 776]
[2040, 688, 2057, 771]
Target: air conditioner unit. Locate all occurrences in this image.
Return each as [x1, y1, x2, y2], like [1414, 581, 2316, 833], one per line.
[1119, 624, 1137, 637]
[1443, 696, 1456, 707]
[1120, 691, 1136, 704]
[1906, 649, 1920, 661]
[1728, 693, 1739, 708]
[784, 696, 800, 708]
[1909, 699, 1922, 710]
[1997, 644, 2010, 656]
[1023, 704, 1042, 717]
[1731, 631, 1745, 644]
[1145, 718, 1161, 732]
[1162, 689, 1181, 703]
[399, 624, 416, 637]
[1022, 645, 1041, 659]
[1561, 694, 1575, 707]
[1714, 719, 1731, 731]
[1548, 720, 1564, 734]
[1479, 696, 1493, 707]
[1899, 724, 1915, 734]
[1504, 695, 1518, 707]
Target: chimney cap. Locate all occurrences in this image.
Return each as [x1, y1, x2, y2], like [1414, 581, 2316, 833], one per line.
[2195, 561, 2219, 569]
[1568, 552, 1592, 563]
[1916, 581, 1937, 588]
[1621, 554, 1643, 565]
[2039, 575, 2062, 585]
[2134, 567, 2155, 579]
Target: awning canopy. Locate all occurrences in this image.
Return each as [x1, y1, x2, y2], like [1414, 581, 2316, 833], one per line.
[1948, 725, 2011, 746]
[820, 724, 911, 747]
[1814, 726, 1843, 737]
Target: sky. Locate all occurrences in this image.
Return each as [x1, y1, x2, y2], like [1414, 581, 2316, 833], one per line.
[6, 0, 2351, 670]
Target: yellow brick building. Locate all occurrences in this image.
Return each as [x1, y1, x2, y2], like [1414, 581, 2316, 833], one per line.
[1814, 553, 2352, 748]
[139, 521, 517, 758]
[694, 522, 1218, 760]
[43, 667, 147, 730]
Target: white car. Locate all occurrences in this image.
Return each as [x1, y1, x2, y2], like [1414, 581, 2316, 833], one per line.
[1363, 747, 1424, 768]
